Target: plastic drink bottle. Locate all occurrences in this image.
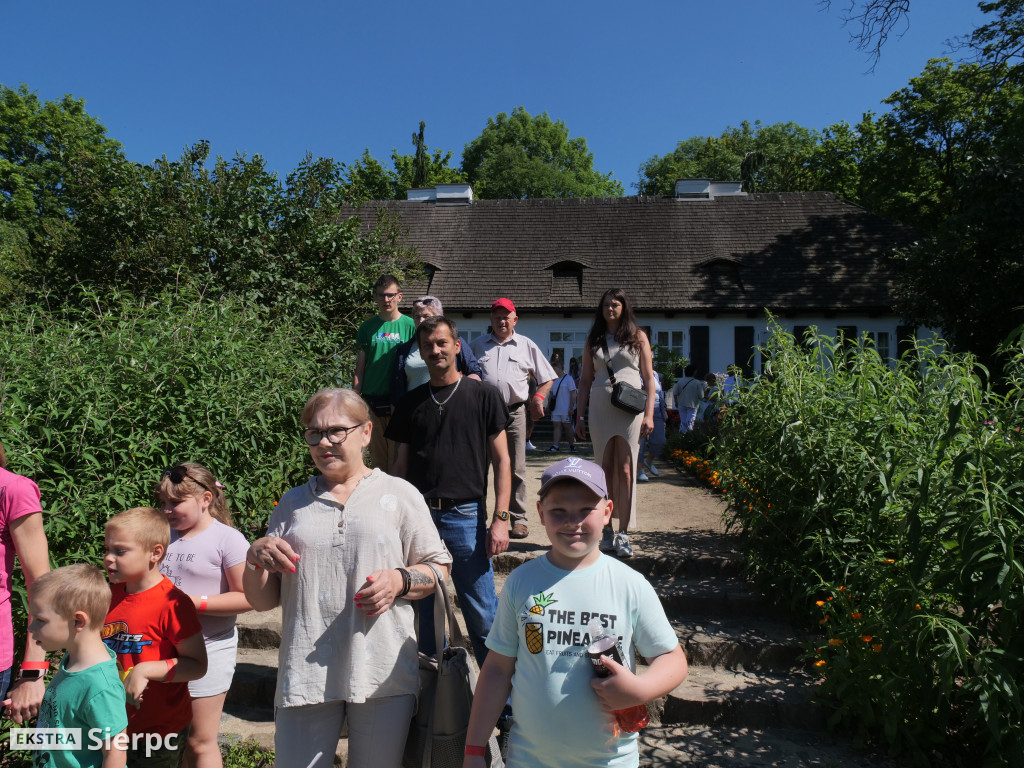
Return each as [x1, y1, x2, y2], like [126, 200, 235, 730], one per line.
[586, 620, 649, 733]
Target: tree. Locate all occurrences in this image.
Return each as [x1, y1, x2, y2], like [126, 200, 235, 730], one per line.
[461, 107, 623, 199]
[635, 121, 821, 195]
[0, 83, 124, 294]
[342, 126, 464, 202]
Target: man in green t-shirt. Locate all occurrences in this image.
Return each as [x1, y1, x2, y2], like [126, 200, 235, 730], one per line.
[354, 274, 416, 472]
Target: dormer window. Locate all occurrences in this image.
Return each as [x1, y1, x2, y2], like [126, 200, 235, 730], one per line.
[550, 260, 585, 296]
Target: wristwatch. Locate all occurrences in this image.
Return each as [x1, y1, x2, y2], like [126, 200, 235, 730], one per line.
[493, 509, 510, 522]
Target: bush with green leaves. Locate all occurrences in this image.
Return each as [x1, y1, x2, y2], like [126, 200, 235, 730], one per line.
[0, 284, 347, 574]
[712, 324, 1023, 764]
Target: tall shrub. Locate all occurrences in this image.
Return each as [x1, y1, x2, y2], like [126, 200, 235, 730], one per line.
[713, 324, 1023, 764]
[0, 285, 343, 570]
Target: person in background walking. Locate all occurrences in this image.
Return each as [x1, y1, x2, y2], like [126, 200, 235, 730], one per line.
[546, 356, 577, 454]
[671, 364, 705, 434]
[638, 369, 667, 481]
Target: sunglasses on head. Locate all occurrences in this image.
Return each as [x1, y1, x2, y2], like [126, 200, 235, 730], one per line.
[163, 465, 213, 494]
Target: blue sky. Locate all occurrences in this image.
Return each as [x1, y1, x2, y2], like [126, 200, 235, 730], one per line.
[3, 1, 988, 191]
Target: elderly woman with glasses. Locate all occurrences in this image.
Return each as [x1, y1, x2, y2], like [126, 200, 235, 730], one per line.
[390, 295, 482, 401]
[243, 388, 451, 768]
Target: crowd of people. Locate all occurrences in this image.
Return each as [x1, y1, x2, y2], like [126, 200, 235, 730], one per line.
[0, 274, 703, 768]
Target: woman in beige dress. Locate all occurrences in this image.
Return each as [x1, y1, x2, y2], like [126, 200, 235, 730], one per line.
[575, 289, 656, 558]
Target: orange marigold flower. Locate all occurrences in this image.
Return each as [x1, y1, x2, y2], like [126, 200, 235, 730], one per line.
[815, 600, 825, 607]
[819, 615, 830, 624]
[861, 635, 873, 642]
[884, 558, 895, 564]
[838, 586, 845, 591]
[872, 642, 883, 652]
[851, 612, 862, 620]
[828, 638, 843, 646]
[814, 659, 826, 667]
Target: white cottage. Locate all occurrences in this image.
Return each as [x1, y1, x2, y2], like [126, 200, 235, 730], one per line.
[341, 180, 919, 378]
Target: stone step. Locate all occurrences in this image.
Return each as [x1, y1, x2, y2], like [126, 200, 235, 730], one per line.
[650, 574, 774, 619]
[238, 606, 283, 650]
[671, 616, 808, 672]
[226, 647, 278, 710]
[639, 725, 899, 767]
[657, 666, 824, 730]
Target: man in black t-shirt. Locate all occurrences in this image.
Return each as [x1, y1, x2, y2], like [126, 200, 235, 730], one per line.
[387, 315, 511, 666]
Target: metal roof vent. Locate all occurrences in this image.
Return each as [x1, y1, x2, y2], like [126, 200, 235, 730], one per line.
[675, 178, 711, 200]
[407, 183, 474, 204]
[674, 179, 747, 200]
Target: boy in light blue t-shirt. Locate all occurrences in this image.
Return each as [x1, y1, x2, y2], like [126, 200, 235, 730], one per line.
[464, 458, 689, 768]
[24, 565, 128, 768]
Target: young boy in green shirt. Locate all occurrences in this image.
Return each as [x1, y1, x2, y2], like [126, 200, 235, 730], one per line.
[26, 564, 128, 768]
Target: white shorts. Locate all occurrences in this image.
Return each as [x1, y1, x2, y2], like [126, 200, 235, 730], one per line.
[189, 627, 238, 698]
[551, 414, 571, 424]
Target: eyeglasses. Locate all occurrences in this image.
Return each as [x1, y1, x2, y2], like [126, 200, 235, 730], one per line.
[301, 424, 364, 446]
[163, 465, 213, 494]
[377, 292, 399, 300]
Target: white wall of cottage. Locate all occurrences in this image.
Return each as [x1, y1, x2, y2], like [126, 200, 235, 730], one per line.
[451, 312, 929, 377]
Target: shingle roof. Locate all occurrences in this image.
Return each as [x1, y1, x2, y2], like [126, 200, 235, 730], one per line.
[341, 193, 912, 314]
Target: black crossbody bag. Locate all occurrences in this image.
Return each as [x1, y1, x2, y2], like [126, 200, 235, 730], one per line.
[601, 337, 648, 415]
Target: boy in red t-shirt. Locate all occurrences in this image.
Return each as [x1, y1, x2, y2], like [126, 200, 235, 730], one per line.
[102, 508, 207, 768]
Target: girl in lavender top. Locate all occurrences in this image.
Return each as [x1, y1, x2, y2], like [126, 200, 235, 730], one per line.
[157, 462, 251, 768]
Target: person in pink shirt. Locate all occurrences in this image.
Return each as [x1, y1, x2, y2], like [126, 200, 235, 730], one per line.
[0, 440, 52, 723]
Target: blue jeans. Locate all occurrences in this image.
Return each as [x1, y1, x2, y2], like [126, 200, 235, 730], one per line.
[419, 500, 498, 667]
[0, 667, 10, 701]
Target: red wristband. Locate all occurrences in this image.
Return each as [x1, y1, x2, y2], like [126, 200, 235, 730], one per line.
[165, 658, 178, 682]
[464, 745, 486, 757]
[199, 595, 208, 613]
[20, 661, 50, 670]
[532, 393, 544, 399]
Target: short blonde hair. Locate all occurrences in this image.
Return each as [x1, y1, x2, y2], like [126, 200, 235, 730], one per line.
[106, 507, 170, 562]
[300, 388, 369, 427]
[32, 565, 112, 630]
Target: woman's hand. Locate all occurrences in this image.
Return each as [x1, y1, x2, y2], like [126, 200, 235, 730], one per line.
[574, 417, 587, 441]
[354, 570, 403, 616]
[640, 413, 655, 439]
[246, 537, 299, 574]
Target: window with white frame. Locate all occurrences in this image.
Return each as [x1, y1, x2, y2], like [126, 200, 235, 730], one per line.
[655, 330, 685, 357]
[866, 331, 892, 365]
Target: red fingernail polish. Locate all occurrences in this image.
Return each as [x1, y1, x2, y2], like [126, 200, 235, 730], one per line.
[290, 567, 296, 573]
[367, 575, 374, 582]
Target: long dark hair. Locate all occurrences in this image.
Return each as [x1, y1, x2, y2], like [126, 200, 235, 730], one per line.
[587, 288, 642, 355]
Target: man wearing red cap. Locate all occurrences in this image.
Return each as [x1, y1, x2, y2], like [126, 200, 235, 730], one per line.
[471, 299, 556, 538]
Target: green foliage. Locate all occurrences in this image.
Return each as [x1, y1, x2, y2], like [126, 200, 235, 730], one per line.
[0, 285, 338, 570]
[221, 738, 274, 768]
[461, 106, 623, 199]
[343, 122, 465, 202]
[712, 323, 1024, 764]
[635, 120, 821, 195]
[0, 83, 124, 296]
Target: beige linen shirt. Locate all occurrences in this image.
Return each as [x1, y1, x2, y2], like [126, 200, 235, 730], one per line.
[267, 470, 451, 707]
[470, 332, 557, 405]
